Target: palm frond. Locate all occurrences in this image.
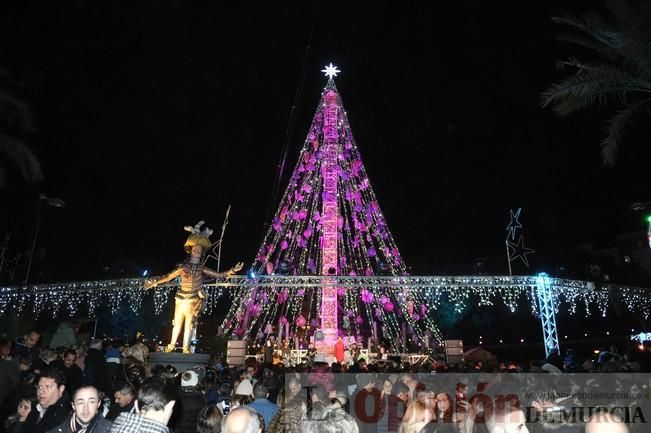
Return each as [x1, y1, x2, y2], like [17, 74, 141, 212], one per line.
[0, 92, 35, 133]
[0, 132, 43, 188]
[600, 98, 651, 166]
[541, 62, 651, 115]
[552, 15, 624, 56]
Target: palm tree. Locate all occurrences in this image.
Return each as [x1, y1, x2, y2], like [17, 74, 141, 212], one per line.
[541, 1, 651, 166]
[0, 68, 42, 188]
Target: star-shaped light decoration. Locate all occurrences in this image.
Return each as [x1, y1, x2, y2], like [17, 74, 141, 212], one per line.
[321, 63, 341, 79]
[505, 208, 522, 241]
[507, 235, 535, 267]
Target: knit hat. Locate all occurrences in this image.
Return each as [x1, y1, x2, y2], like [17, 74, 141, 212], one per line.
[235, 379, 253, 396]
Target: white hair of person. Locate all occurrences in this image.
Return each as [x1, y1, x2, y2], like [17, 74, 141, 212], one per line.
[221, 406, 261, 433]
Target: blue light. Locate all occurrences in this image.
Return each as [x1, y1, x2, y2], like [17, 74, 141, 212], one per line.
[537, 272, 548, 277]
[248, 271, 256, 279]
[142, 270, 149, 277]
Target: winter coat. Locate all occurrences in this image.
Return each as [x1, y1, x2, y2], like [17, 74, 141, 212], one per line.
[15, 393, 71, 433]
[83, 348, 108, 394]
[46, 414, 112, 433]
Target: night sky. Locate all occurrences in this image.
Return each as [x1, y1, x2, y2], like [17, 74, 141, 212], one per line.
[1, 1, 650, 284]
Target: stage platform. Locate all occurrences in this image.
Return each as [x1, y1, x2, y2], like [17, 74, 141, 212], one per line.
[149, 352, 211, 372]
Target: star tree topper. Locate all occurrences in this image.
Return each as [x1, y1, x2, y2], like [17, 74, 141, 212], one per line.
[321, 63, 341, 79]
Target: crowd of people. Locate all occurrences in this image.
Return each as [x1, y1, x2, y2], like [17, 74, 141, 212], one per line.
[0, 328, 644, 433]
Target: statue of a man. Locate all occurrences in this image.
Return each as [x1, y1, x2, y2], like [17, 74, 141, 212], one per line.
[144, 221, 243, 353]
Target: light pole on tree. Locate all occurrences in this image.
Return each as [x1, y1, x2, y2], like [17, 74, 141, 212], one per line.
[24, 193, 65, 284]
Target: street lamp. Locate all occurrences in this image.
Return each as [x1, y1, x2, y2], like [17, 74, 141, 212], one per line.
[24, 194, 65, 284]
[630, 201, 651, 249]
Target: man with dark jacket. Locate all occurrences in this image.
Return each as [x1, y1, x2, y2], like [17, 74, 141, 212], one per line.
[11, 330, 43, 373]
[0, 349, 20, 408]
[46, 385, 111, 433]
[83, 339, 107, 395]
[105, 383, 136, 422]
[17, 368, 70, 433]
[52, 350, 83, 396]
[173, 370, 205, 433]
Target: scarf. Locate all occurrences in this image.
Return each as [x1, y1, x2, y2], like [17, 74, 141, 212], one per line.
[70, 414, 99, 433]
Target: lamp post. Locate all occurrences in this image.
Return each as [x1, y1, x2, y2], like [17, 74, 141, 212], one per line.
[24, 194, 65, 284]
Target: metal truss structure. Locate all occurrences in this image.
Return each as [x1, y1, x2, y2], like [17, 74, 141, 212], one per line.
[1, 275, 649, 352]
[536, 274, 560, 357]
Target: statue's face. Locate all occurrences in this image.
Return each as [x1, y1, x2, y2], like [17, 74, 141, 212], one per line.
[191, 245, 203, 259]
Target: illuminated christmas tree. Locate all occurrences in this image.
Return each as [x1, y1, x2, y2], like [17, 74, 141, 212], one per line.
[221, 65, 441, 351]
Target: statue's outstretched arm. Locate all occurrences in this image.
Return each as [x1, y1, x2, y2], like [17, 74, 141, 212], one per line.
[203, 261, 244, 279]
[143, 267, 182, 289]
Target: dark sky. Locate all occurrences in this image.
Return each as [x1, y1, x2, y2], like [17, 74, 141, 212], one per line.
[1, 1, 650, 283]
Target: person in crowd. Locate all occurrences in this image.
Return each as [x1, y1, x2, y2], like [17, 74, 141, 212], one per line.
[53, 350, 83, 396]
[267, 397, 306, 433]
[243, 365, 257, 381]
[378, 346, 388, 361]
[11, 330, 43, 372]
[264, 336, 276, 365]
[484, 406, 529, 433]
[175, 370, 206, 433]
[46, 385, 112, 433]
[221, 407, 260, 433]
[334, 337, 345, 365]
[400, 374, 422, 405]
[120, 344, 147, 391]
[103, 346, 122, 393]
[380, 379, 392, 400]
[350, 343, 360, 364]
[302, 404, 359, 433]
[352, 374, 381, 433]
[309, 355, 334, 394]
[73, 346, 87, 376]
[231, 394, 253, 409]
[110, 377, 176, 433]
[84, 339, 108, 394]
[248, 383, 278, 430]
[233, 379, 254, 406]
[48, 322, 80, 350]
[0, 340, 20, 408]
[261, 368, 279, 404]
[206, 382, 232, 405]
[39, 350, 60, 370]
[306, 384, 328, 413]
[327, 393, 349, 413]
[433, 393, 454, 424]
[105, 383, 136, 421]
[15, 368, 70, 433]
[5, 393, 38, 433]
[378, 379, 403, 433]
[1, 337, 12, 360]
[286, 377, 302, 402]
[196, 405, 223, 433]
[563, 348, 576, 372]
[399, 400, 433, 433]
[585, 410, 628, 433]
